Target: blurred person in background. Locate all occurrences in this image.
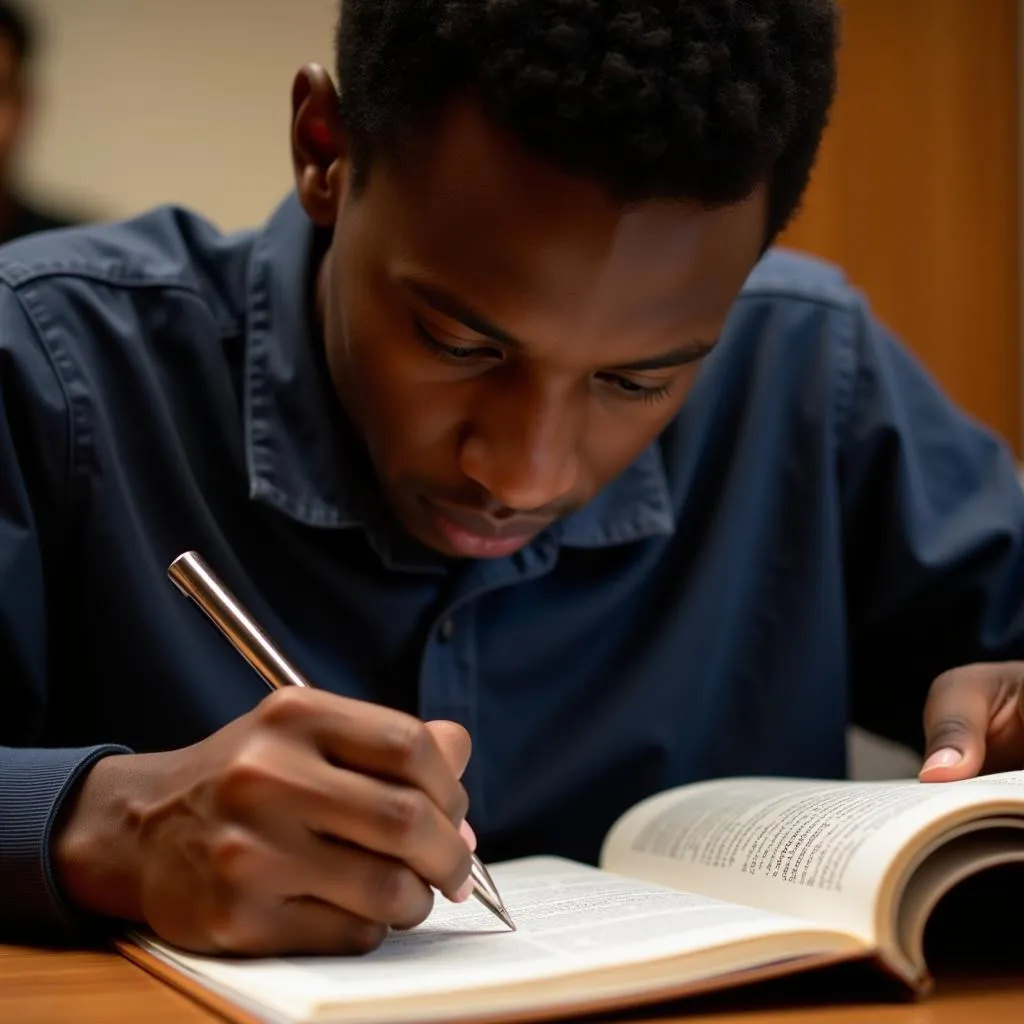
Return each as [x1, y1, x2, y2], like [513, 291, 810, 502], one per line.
[0, 1, 80, 243]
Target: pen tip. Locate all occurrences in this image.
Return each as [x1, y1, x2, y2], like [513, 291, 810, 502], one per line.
[500, 907, 516, 931]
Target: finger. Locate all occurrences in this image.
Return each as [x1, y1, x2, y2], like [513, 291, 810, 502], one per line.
[300, 760, 473, 898]
[257, 689, 468, 823]
[425, 722, 478, 854]
[232, 811, 472, 926]
[920, 670, 993, 781]
[240, 826, 440, 930]
[425, 720, 472, 778]
[276, 898, 390, 956]
[295, 837, 448, 929]
[208, 897, 389, 957]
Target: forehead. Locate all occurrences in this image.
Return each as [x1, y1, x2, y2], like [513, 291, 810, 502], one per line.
[362, 100, 767, 335]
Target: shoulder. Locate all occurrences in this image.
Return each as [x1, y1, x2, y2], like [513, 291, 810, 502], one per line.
[708, 248, 869, 389]
[713, 248, 869, 415]
[0, 205, 257, 473]
[0, 204, 254, 341]
[736, 247, 863, 313]
[659, 249, 875, 484]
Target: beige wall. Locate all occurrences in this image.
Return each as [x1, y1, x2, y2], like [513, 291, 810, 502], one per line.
[19, 0, 336, 231]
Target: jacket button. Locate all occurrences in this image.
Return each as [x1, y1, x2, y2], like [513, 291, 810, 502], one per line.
[439, 618, 455, 642]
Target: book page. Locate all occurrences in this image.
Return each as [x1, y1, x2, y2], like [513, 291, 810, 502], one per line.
[136, 856, 854, 1022]
[895, 822, 1024, 973]
[601, 772, 1024, 942]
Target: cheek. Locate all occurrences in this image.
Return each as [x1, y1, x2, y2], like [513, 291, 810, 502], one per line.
[583, 417, 667, 491]
[329, 269, 468, 479]
[360, 348, 466, 471]
[584, 374, 699, 485]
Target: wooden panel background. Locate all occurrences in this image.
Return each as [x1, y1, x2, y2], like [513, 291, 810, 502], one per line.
[780, 0, 1021, 451]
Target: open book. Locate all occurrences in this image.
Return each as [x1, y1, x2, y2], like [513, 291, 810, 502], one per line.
[118, 771, 1024, 1024]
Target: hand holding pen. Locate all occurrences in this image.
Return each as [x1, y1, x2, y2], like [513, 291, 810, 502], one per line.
[168, 551, 514, 936]
[52, 552, 511, 958]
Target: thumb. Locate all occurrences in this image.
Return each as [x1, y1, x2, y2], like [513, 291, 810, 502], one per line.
[424, 719, 472, 779]
[920, 667, 993, 782]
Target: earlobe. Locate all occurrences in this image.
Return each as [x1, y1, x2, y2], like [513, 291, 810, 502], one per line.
[290, 63, 350, 227]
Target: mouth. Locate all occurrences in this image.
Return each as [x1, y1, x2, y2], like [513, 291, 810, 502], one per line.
[420, 496, 551, 558]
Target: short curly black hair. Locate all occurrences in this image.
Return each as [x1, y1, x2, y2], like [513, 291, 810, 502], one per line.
[335, 0, 838, 242]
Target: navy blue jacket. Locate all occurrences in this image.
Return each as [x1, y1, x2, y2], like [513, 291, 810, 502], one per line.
[3, 194, 1024, 936]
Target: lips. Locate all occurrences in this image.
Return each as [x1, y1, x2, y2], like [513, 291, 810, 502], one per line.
[420, 497, 551, 558]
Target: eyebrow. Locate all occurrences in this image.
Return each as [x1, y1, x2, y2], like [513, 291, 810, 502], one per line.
[404, 279, 522, 347]
[403, 277, 717, 371]
[611, 340, 717, 372]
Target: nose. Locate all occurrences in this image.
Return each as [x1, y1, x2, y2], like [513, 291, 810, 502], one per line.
[458, 375, 580, 512]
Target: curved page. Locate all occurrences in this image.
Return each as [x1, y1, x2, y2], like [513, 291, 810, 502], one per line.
[601, 773, 1024, 943]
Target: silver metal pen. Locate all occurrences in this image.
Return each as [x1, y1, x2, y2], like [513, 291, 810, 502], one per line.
[167, 550, 515, 932]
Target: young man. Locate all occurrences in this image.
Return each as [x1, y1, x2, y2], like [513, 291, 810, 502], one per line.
[2, 0, 1023, 956]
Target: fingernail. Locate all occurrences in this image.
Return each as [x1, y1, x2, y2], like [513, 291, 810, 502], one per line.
[922, 747, 963, 772]
[459, 819, 477, 852]
[452, 875, 475, 903]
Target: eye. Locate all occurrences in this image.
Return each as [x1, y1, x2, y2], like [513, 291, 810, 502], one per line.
[414, 319, 501, 364]
[598, 373, 675, 404]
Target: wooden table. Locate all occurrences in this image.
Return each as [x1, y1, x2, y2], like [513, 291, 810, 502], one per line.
[1, 943, 1022, 1023]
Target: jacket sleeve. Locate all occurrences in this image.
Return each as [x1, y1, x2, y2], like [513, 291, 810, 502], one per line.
[839, 298, 1024, 753]
[0, 283, 129, 939]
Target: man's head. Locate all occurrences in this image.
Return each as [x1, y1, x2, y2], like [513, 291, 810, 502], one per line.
[292, 0, 838, 558]
[0, 2, 32, 183]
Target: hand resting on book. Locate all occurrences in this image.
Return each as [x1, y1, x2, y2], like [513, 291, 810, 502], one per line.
[921, 662, 1024, 782]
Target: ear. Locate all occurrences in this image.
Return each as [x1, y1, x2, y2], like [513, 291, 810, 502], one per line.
[291, 63, 350, 228]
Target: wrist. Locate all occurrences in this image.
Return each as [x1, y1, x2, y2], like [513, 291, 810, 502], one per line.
[51, 752, 156, 923]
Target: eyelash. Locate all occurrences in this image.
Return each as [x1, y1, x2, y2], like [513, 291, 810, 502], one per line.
[414, 319, 494, 363]
[413, 319, 676, 404]
[603, 376, 675, 404]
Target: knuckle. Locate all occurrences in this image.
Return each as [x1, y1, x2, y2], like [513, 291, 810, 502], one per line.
[256, 686, 317, 728]
[208, 830, 262, 886]
[342, 918, 389, 955]
[205, 904, 267, 956]
[217, 744, 278, 811]
[379, 789, 431, 845]
[370, 863, 431, 926]
[381, 717, 432, 772]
